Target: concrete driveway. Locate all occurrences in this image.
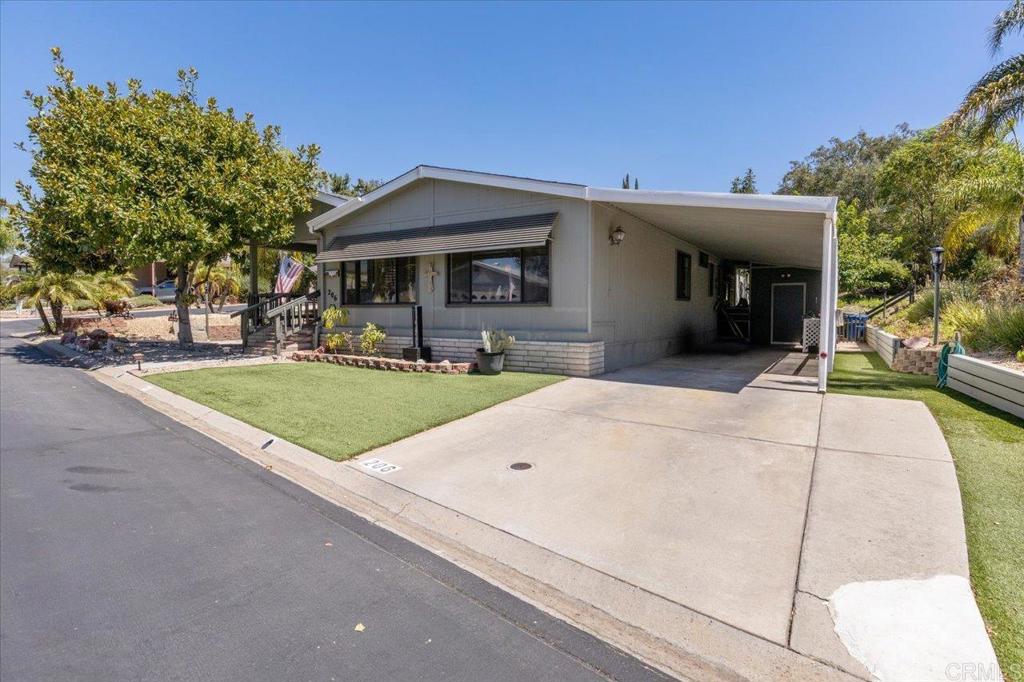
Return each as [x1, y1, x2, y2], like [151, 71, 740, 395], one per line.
[353, 349, 996, 680]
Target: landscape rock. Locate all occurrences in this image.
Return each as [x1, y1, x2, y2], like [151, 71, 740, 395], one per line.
[902, 336, 930, 350]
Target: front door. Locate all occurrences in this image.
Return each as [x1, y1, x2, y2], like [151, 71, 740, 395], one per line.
[771, 283, 805, 344]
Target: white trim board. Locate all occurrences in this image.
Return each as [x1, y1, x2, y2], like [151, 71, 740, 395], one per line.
[307, 165, 839, 232]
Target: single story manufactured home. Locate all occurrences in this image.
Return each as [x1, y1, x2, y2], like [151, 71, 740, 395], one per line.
[288, 165, 839, 391]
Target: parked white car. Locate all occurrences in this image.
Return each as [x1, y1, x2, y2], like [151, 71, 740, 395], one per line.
[135, 279, 178, 302]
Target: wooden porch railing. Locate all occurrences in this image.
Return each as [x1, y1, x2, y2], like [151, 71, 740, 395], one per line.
[231, 291, 318, 349]
[265, 293, 318, 354]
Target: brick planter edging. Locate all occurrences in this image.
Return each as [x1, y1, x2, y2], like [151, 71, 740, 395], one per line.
[865, 324, 941, 375]
[292, 350, 473, 374]
[892, 347, 942, 375]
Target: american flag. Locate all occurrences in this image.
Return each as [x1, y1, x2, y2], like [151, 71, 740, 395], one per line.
[274, 256, 305, 294]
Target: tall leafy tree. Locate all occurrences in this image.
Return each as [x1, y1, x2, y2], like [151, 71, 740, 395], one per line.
[5, 49, 323, 345]
[942, 137, 1024, 267]
[327, 172, 381, 197]
[876, 128, 974, 272]
[328, 172, 351, 195]
[0, 213, 20, 255]
[836, 199, 909, 294]
[777, 125, 912, 210]
[729, 168, 758, 194]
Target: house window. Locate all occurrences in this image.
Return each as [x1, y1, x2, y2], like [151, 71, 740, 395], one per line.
[341, 257, 417, 305]
[676, 251, 691, 300]
[447, 244, 550, 304]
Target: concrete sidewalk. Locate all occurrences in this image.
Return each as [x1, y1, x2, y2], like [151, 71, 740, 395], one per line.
[81, 351, 999, 682]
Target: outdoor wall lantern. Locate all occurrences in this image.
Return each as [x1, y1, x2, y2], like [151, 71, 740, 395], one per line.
[609, 226, 626, 246]
[930, 246, 945, 345]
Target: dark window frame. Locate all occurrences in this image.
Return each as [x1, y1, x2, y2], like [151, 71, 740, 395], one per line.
[340, 257, 417, 306]
[676, 250, 692, 301]
[446, 243, 551, 306]
[708, 262, 716, 297]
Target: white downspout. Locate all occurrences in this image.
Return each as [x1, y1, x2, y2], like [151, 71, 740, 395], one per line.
[817, 214, 835, 392]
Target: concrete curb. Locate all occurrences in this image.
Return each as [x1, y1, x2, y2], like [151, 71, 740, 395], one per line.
[87, 364, 864, 682]
[30, 337, 105, 370]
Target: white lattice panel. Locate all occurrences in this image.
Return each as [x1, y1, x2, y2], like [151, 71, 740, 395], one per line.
[802, 317, 821, 348]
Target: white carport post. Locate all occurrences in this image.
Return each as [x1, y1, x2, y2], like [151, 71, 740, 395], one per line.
[828, 214, 839, 372]
[817, 214, 837, 392]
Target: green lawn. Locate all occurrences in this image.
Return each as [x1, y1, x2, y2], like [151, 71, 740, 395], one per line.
[147, 363, 563, 462]
[830, 352, 1023, 678]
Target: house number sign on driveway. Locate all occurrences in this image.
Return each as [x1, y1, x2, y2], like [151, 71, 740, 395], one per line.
[359, 458, 402, 474]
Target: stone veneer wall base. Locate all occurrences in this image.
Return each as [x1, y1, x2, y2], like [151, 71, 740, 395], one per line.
[320, 331, 605, 377]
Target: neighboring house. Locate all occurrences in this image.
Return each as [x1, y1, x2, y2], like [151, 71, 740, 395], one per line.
[7, 254, 31, 272]
[293, 166, 838, 390]
[132, 261, 171, 294]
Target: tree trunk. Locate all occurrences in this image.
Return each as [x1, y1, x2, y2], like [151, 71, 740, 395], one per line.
[175, 263, 193, 347]
[35, 300, 54, 335]
[50, 301, 64, 332]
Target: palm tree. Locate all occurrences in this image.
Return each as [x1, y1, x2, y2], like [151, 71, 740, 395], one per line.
[11, 271, 100, 333]
[194, 263, 241, 312]
[947, 0, 1024, 278]
[943, 141, 1024, 259]
[949, 0, 1023, 138]
[90, 271, 135, 310]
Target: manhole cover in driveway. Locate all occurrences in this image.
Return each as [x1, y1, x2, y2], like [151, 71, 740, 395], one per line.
[509, 462, 533, 471]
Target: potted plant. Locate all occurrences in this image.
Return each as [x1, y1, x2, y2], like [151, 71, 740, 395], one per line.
[476, 329, 515, 375]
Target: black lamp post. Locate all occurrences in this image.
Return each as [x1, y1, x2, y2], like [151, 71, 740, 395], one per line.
[930, 246, 945, 345]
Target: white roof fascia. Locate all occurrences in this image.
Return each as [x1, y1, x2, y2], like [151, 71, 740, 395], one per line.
[307, 165, 838, 232]
[308, 167, 424, 231]
[308, 166, 588, 232]
[420, 166, 587, 200]
[586, 187, 838, 215]
[315, 190, 349, 207]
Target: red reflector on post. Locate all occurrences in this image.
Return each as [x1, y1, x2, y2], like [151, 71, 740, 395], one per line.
[819, 352, 828, 359]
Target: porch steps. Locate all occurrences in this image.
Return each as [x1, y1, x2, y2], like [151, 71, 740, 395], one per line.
[245, 324, 316, 356]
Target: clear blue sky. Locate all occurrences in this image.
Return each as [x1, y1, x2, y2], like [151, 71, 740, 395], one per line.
[0, 0, 1012, 198]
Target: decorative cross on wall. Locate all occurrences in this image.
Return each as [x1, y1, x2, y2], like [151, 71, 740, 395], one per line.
[425, 260, 440, 292]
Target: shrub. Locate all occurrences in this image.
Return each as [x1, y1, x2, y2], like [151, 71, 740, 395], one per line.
[965, 254, 1006, 284]
[480, 329, 516, 353]
[858, 259, 912, 295]
[129, 294, 161, 308]
[944, 301, 986, 342]
[906, 280, 980, 323]
[324, 332, 352, 354]
[945, 301, 1024, 353]
[322, 305, 349, 329]
[359, 322, 386, 356]
[978, 305, 1024, 353]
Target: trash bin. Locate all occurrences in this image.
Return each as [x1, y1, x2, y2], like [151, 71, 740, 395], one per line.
[844, 313, 867, 341]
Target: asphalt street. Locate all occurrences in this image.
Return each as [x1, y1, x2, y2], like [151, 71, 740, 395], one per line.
[0, 318, 671, 682]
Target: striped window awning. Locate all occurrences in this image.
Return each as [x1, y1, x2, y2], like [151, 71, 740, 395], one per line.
[315, 212, 557, 263]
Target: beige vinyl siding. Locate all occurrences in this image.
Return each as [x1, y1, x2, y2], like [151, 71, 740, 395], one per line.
[317, 179, 591, 342]
[589, 202, 720, 371]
